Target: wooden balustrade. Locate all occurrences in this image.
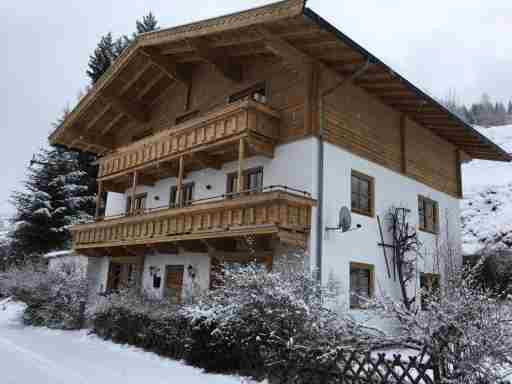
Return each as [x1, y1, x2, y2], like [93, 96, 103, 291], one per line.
[72, 190, 314, 250]
[98, 99, 280, 179]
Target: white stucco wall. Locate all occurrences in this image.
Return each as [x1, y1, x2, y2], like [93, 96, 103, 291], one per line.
[315, 140, 461, 311]
[141, 252, 210, 300]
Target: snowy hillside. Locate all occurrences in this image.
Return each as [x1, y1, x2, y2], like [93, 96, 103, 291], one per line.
[461, 125, 512, 255]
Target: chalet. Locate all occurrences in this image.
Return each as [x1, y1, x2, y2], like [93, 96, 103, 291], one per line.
[49, 0, 510, 308]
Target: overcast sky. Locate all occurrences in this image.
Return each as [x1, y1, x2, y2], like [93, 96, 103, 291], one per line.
[1, 0, 512, 215]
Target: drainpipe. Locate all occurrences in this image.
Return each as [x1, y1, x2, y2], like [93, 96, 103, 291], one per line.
[315, 59, 371, 284]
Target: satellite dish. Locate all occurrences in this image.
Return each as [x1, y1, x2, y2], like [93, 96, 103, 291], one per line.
[339, 206, 352, 232]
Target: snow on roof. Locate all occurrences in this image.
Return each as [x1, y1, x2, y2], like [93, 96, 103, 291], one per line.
[43, 250, 74, 259]
[462, 125, 512, 255]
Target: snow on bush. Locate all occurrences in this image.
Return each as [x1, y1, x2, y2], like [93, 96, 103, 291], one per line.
[89, 263, 382, 383]
[374, 259, 512, 383]
[0, 263, 88, 329]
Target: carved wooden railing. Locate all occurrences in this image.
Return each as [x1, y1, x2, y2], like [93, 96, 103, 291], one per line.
[72, 187, 314, 250]
[98, 99, 280, 178]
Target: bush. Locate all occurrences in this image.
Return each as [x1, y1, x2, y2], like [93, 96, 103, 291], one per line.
[89, 263, 378, 383]
[89, 289, 190, 359]
[0, 263, 88, 329]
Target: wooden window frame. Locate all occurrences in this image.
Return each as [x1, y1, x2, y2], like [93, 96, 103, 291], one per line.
[228, 81, 267, 104]
[351, 170, 375, 217]
[226, 166, 264, 196]
[418, 195, 439, 234]
[169, 182, 195, 208]
[349, 262, 375, 309]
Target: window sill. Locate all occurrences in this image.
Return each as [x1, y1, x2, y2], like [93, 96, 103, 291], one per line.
[351, 208, 374, 218]
[418, 227, 438, 235]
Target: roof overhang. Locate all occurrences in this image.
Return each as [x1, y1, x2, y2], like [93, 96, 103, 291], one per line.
[49, 0, 511, 162]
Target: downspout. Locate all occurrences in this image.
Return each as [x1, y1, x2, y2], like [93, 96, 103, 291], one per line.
[315, 58, 371, 283]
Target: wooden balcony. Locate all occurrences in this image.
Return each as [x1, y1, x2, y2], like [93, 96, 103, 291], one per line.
[73, 187, 315, 253]
[98, 99, 280, 181]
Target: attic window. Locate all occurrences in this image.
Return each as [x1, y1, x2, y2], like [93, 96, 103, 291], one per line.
[418, 196, 439, 233]
[228, 82, 267, 104]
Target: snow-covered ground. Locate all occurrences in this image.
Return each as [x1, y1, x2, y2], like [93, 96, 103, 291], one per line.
[462, 125, 512, 255]
[0, 299, 256, 384]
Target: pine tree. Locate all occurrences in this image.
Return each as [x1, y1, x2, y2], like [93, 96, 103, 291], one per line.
[136, 12, 159, 34]
[86, 33, 117, 84]
[10, 146, 97, 257]
[86, 13, 159, 84]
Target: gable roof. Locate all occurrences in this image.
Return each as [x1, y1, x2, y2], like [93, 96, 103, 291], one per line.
[49, 0, 511, 162]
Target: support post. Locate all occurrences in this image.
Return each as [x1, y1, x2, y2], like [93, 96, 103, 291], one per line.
[95, 180, 103, 219]
[237, 137, 246, 193]
[176, 156, 184, 207]
[130, 171, 138, 214]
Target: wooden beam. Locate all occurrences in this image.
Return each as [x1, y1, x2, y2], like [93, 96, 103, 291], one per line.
[102, 94, 149, 123]
[237, 137, 246, 193]
[95, 180, 103, 219]
[119, 60, 154, 95]
[257, 26, 313, 71]
[141, 47, 190, 85]
[176, 156, 185, 207]
[304, 63, 319, 135]
[130, 171, 138, 214]
[188, 38, 242, 82]
[71, 131, 115, 151]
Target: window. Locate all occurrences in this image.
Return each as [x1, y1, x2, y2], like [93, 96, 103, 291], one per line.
[126, 193, 147, 215]
[418, 196, 439, 233]
[228, 82, 267, 104]
[349, 262, 374, 309]
[226, 167, 264, 195]
[420, 273, 440, 310]
[351, 170, 374, 217]
[170, 183, 195, 208]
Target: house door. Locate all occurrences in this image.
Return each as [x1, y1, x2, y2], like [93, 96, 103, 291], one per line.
[165, 265, 184, 304]
[107, 260, 140, 291]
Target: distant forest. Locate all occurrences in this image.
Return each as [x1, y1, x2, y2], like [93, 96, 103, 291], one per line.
[442, 92, 512, 127]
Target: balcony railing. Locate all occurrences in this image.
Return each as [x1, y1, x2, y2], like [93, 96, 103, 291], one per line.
[98, 99, 280, 179]
[72, 186, 315, 250]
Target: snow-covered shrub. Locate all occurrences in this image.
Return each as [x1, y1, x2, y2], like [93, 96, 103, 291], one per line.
[89, 289, 190, 359]
[0, 263, 88, 329]
[184, 263, 380, 382]
[374, 260, 512, 383]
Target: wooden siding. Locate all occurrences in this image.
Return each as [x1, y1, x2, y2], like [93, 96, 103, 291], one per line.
[72, 190, 314, 250]
[114, 58, 308, 148]
[320, 69, 460, 198]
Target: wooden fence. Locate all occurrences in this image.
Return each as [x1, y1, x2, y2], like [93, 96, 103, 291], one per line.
[334, 350, 436, 384]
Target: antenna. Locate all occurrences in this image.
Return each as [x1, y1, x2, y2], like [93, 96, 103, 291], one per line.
[326, 206, 362, 232]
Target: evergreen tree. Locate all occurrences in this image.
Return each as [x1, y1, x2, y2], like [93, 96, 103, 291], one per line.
[136, 12, 159, 34]
[86, 33, 117, 84]
[86, 12, 159, 84]
[508, 101, 512, 115]
[10, 146, 97, 257]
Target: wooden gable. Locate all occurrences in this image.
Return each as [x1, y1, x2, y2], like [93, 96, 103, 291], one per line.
[49, 0, 510, 164]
